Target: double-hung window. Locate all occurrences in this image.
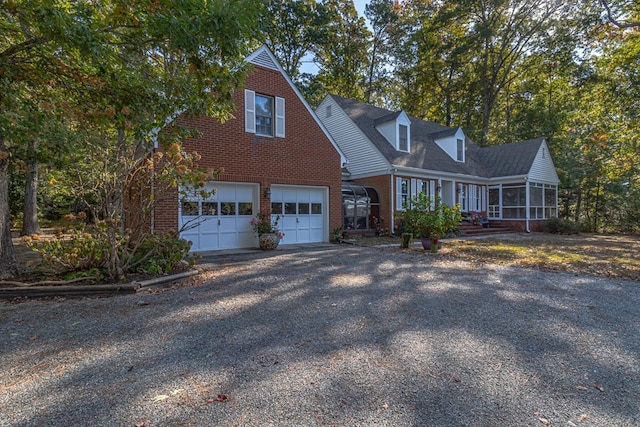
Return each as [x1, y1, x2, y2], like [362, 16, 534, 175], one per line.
[456, 138, 464, 161]
[245, 89, 285, 138]
[255, 95, 273, 136]
[399, 125, 408, 152]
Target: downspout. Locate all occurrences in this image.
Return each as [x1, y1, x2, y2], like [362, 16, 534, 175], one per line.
[524, 176, 530, 233]
[151, 137, 158, 235]
[390, 168, 397, 234]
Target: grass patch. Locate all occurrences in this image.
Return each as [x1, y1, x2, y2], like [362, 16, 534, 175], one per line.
[350, 233, 640, 282]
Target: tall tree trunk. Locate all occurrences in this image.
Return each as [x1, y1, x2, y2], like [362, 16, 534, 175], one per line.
[0, 134, 17, 279]
[21, 138, 41, 236]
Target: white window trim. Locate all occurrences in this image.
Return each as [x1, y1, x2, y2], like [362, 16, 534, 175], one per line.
[396, 177, 409, 211]
[456, 138, 465, 162]
[245, 90, 285, 138]
[398, 124, 409, 152]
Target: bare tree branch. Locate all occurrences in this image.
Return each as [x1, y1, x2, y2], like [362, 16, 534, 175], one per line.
[600, 0, 640, 28]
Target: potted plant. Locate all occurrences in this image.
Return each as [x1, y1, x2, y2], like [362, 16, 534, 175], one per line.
[399, 193, 461, 253]
[250, 208, 284, 250]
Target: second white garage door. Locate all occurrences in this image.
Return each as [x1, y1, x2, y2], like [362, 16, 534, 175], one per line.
[270, 185, 327, 244]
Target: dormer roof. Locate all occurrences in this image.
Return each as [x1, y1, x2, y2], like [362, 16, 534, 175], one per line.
[328, 94, 489, 177]
[430, 127, 460, 140]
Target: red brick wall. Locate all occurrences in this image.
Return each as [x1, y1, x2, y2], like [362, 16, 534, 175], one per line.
[353, 175, 392, 230]
[154, 65, 343, 237]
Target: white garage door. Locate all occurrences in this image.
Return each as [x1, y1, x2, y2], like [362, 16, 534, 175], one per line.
[270, 185, 327, 244]
[180, 183, 258, 251]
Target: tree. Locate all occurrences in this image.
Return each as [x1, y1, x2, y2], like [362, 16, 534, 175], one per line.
[262, 0, 330, 81]
[313, 0, 372, 101]
[0, 0, 261, 278]
[363, 0, 399, 104]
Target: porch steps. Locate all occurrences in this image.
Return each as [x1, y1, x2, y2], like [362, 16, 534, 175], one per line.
[458, 221, 513, 236]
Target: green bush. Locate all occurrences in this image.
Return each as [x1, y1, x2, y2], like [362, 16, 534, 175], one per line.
[545, 218, 581, 234]
[27, 222, 194, 279]
[129, 232, 194, 275]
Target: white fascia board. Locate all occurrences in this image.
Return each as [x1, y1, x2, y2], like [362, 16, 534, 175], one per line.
[391, 165, 491, 183]
[248, 46, 348, 167]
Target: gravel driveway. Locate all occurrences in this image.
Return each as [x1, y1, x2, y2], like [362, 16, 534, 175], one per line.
[1, 245, 639, 426]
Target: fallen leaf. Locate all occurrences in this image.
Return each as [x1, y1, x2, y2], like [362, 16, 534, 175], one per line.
[578, 413, 589, 421]
[576, 385, 588, 391]
[135, 421, 150, 427]
[381, 403, 389, 409]
[538, 417, 551, 425]
[152, 394, 169, 402]
[593, 382, 605, 392]
[29, 335, 38, 341]
[206, 394, 230, 403]
[274, 359, 280, 365]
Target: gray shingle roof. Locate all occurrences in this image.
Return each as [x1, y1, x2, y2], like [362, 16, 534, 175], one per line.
[476, 138, 545, 177]
[329, 94, 544, 179]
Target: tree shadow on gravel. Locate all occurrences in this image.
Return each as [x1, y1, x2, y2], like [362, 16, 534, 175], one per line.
[1, 245, 639, 426]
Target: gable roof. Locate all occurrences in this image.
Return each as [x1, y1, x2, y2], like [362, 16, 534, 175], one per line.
[246, 46, 347, 166]
[477, 138, 545, 177]
[328, 94, 490, 177]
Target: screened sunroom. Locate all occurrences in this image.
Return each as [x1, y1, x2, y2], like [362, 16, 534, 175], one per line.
[342, 183, 380, 231]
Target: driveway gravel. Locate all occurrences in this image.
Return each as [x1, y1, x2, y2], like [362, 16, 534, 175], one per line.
[1, 244, 639, 426]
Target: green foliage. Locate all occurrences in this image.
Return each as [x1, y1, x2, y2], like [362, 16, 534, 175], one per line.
[27, 220, 193, 278]
[26, 224, 106, 273]
[397, 193, 462, 239]
[129, 232, 194, 275]
[544, 218, 581, 234]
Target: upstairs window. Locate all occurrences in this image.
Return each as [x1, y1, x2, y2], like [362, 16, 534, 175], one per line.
[256, 94, 273, 136]
[245, 90, 285, 137]
[456, 138, 464, 161]
[399, 124, 408, 152]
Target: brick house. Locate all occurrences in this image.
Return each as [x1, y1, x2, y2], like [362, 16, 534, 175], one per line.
[317, 95, 559, 234]
[153, 46, 345, 251]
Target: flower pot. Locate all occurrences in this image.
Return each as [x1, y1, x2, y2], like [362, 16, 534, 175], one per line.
[258, 233, 280, 250]
[421, 235, 439, 253]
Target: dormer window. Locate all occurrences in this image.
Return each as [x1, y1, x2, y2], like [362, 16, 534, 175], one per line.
[456, 138, 464, 161]
[399, 125, 408, 152]
[373, 110, 411, 152]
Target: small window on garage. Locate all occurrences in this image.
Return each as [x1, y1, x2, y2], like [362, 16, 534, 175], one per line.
[271, 202, 283, 215]
[181, 201, 199, 216]
[299, 203, 310, 214]
[311, 203, 322, 214]
[202, 202, 217, 215]
[284, 202, 297, 215]
[238, 202, 253, 216]
[220, 202, 236, 215]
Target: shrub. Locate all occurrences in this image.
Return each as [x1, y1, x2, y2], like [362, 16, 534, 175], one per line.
[27, 221, 194, 279]
[545, 218, 581, 234]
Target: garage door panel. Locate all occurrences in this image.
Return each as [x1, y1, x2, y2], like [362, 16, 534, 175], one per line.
[271, 185, 327, 245]
[179, 183, 258, 251]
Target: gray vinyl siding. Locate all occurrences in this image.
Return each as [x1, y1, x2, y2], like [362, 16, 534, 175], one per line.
[317, 97, 389, 176]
